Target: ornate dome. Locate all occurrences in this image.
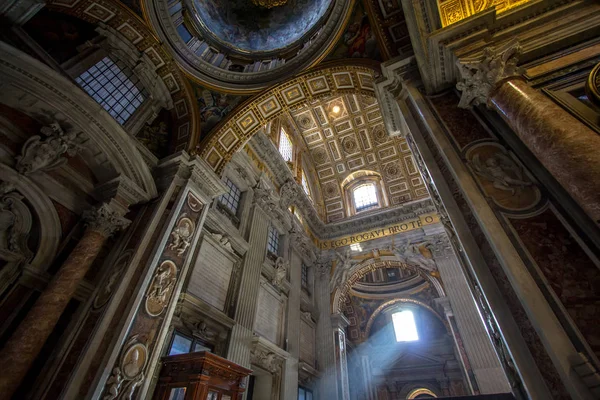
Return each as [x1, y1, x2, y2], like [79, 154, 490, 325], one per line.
[145, 0, 352, 93]
[191, 0, 333, 54]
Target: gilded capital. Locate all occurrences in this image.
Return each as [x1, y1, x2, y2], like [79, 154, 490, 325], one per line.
[456, 39, 523, 109]
[83, 204, 131, 237]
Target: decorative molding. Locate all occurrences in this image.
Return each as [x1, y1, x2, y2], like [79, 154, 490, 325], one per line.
[250, 336, 289, 374]
[199, 65, 378, 172]
[401, 0, 600, 93]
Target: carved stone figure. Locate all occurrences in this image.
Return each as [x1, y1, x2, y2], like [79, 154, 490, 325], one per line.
[279, 179, 300, 209]
[169, 216, 195, 256]
[15, 121, 86, 175]
[145, 261, 177, 316]
[272, 257, 288, 288]
[212, 232, 232, 251]
[192, 321, 216, 341]
[330, 249, 360, 292]
[103, 368, 123, 400]
[470, 153, 532, 195]
[391, 241, 436, 271]
[251, 349, 282, 374]
[121, 372, 144, 400]
[0, 190, 33, 261]
[289, 225, 316, 262]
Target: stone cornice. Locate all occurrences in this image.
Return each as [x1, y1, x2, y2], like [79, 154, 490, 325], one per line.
[247, 132, 436, 240]
[154, 151, 226, 200]
[403, 0, 600, 93]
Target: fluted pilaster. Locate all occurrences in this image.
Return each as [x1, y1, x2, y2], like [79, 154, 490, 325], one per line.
[433, 246, 510, 393]
[227, 205, 271, 368]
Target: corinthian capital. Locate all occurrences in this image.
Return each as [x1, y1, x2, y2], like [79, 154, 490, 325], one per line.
[83, 204, 131, 237]
[456, 39, 523, 109]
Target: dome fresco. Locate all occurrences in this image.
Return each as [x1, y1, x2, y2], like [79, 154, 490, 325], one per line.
[192, 0, 332, 53]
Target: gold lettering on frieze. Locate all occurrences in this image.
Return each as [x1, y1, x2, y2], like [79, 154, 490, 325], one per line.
[318, 213, 439, 250]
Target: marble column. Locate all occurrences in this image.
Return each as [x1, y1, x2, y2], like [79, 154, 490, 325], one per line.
[0, 203, 129, 399]
[456, 38, 600, 225]
[227, 204, 271, 368]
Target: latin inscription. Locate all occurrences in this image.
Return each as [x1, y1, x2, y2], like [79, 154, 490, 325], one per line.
[318, 214, 438, 250]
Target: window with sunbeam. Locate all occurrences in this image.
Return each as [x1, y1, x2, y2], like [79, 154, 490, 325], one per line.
[392, 310, 419, 342]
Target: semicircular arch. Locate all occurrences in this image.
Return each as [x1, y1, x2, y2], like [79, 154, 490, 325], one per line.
[198, 62, 380, 174]
[42, 0, 199, 152]
[332, 255, 445, 314]
[0, 41, 156, 200]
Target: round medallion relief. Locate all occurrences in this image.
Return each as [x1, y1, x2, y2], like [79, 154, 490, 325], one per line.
[145, 260, 178, 317]
[121, 343, 148, 379]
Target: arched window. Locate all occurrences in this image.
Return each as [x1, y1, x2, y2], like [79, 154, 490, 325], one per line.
[352, 183, 379, 212]
[278, 128, 293, 162]
[301, 170, 311, 198]
[342, 171, 388, 216]
[392, 310, 419, 342]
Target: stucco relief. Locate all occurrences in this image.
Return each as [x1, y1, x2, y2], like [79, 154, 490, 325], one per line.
[15, 121, 86, 176]
[466, 143, 540, 211]
[103, 339, 148, 400]
[145, 260, 177, 317]
[168, 215, 196, 256]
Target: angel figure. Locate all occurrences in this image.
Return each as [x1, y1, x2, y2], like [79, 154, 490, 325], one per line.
[330, 248, 360, 292]
[103, 368, 123, 400]
[470, 153, 532, 195]
[272, 257, 288, 288]
[391, 241, 436, 271]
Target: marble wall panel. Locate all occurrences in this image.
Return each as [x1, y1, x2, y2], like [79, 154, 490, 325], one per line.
[187, 238, 233, 312]
[414, 96, 571, 398]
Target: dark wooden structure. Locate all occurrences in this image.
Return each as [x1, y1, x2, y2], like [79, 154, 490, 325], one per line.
[152, 351, 252, 400]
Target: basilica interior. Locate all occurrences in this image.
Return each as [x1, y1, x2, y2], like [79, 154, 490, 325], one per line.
[0, 0, 599, 399]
